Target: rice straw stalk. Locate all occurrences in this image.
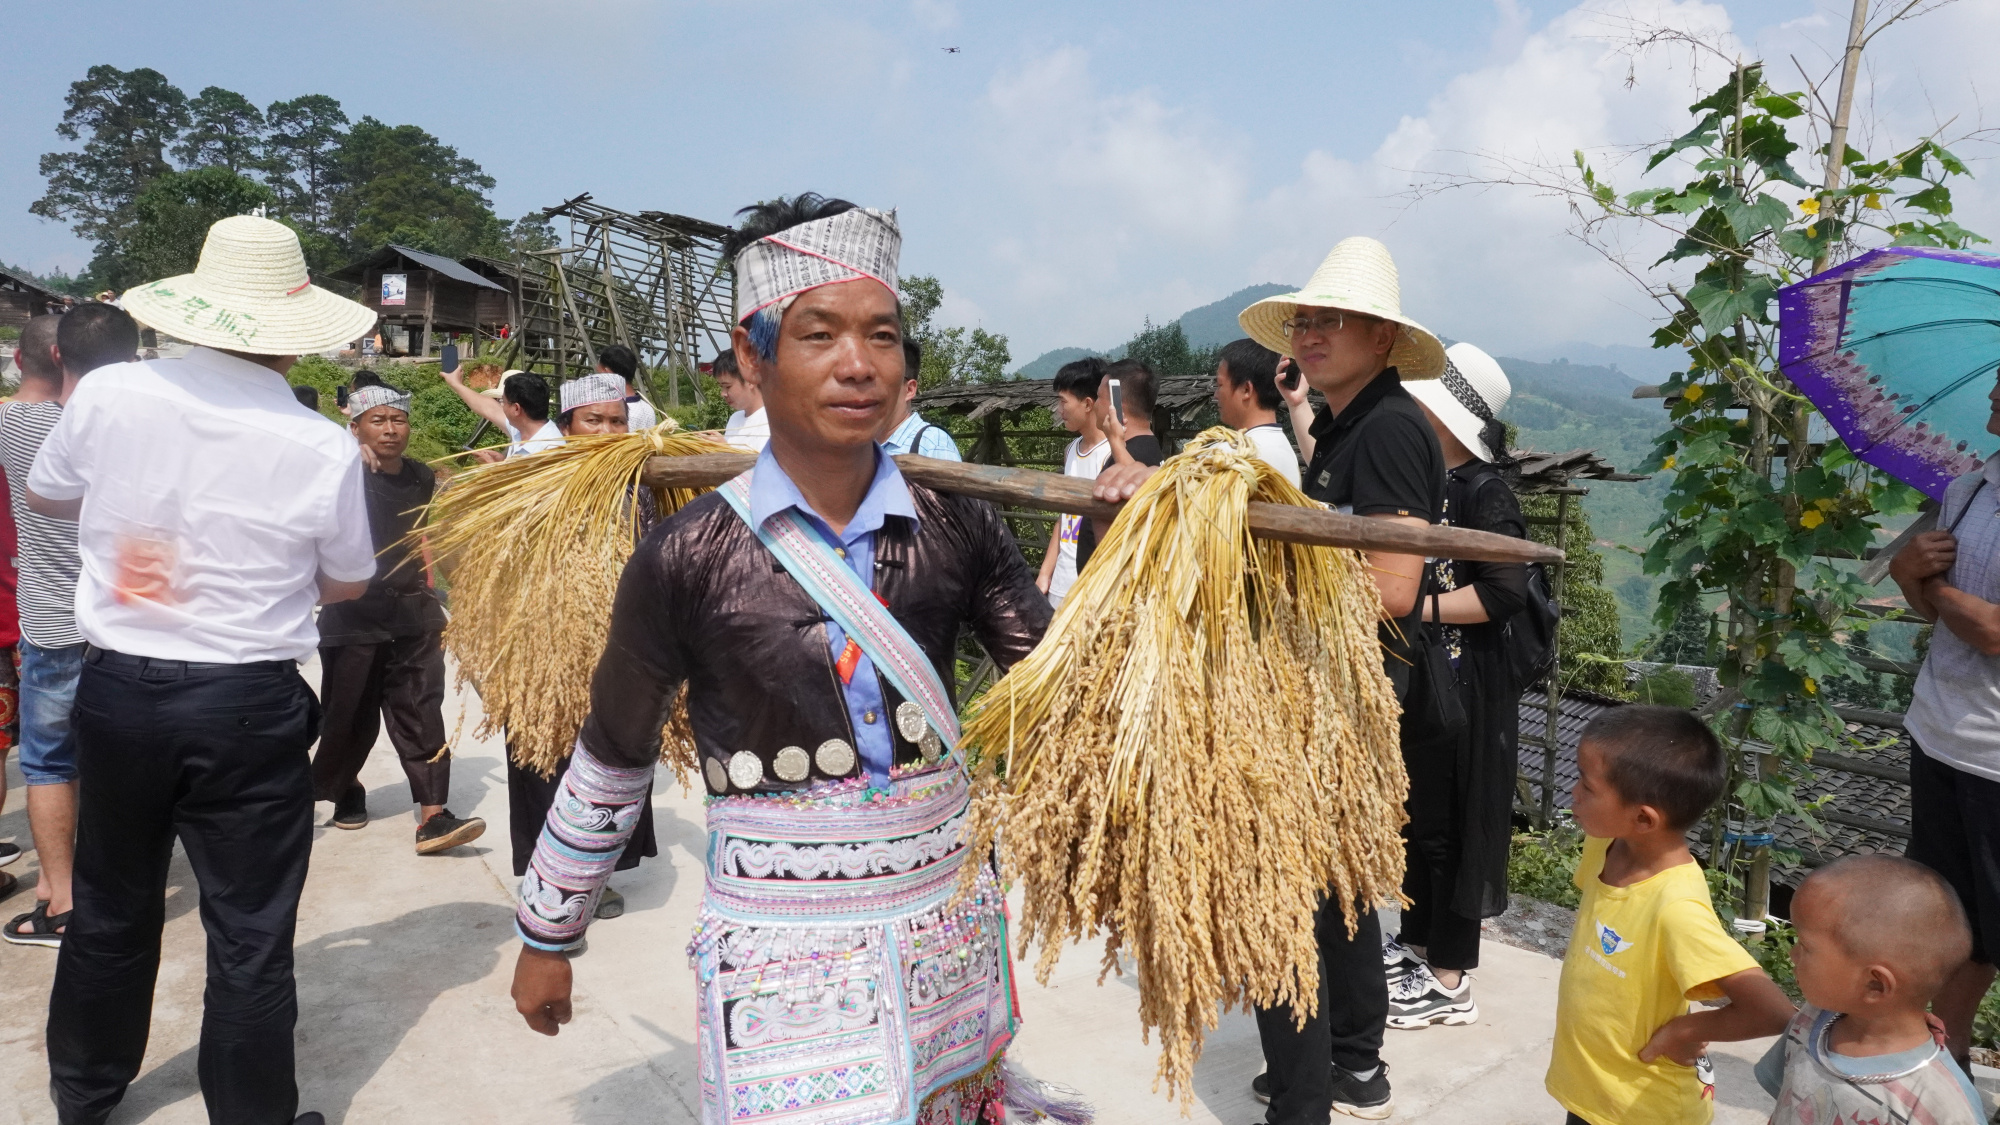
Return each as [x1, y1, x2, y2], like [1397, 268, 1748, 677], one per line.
[958, 427, 1407, 1105]
[416, 422, 730, 780]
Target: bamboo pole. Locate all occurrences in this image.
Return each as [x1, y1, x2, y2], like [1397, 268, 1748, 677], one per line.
[641, 452, 1565, 564]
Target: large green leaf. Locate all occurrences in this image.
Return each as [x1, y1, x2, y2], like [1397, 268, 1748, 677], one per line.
[1687, 273, 1778, 332]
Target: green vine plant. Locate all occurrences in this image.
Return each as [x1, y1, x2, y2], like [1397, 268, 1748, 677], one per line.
[1409, 9, 1990, 915]
[1590, 62, 1980, 833]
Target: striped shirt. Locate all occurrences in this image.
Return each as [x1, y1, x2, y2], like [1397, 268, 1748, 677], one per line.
[0, 401, 82, 647]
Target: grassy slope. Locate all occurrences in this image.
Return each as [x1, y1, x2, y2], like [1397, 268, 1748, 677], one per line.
[1494, 356, 1668, 643]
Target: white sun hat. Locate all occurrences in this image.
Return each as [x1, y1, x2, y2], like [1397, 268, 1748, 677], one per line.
[1237, 236, 1446, 379]
[1404, 342, 1513, 462]
[122, 215, 378, 355]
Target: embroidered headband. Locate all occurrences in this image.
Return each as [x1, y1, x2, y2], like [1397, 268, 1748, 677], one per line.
[732, 207, 901, 322]
[348, 383, 410, 417]
[560, 372, 627, 413]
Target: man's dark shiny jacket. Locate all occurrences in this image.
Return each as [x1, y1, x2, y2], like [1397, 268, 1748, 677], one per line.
[578, 482, 1052, 790]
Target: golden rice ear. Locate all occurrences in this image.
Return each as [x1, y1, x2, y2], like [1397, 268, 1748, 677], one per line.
[957, 427, 1406, 1107]
[410, 427, 730, 783]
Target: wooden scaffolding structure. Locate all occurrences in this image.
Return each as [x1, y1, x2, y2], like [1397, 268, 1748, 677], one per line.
[510, 194, 735, 406]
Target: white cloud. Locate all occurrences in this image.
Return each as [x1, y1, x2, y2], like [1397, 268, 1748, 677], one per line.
[958, 0, 1994, 366]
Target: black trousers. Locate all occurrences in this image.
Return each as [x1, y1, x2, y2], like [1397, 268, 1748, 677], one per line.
[1253, 897, 1387, 1125]
[1907, 744, 2000, 964]
[49, 648, 319, 1125]
[1399, 721, 1483, 970]
[310, 633, 449, 807]
[507, 747, 657, 878]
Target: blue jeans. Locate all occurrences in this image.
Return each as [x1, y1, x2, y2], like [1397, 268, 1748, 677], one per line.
[19, 638, 85, 786]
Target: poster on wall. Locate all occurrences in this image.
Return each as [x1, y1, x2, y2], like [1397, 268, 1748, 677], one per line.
[381, 273, 407, 307]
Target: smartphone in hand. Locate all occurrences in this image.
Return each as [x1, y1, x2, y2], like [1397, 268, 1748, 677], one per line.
[439, 343, 460, 374]
[1277, 357, 1301, 392]
[1107, 378, 1125, 425]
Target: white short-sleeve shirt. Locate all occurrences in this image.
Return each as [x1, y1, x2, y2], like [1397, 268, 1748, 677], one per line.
[1049, 436, 1110, 599]
[725, 407, 771, 452]
[27, 347, 376, 663]
[1244, 423, 1303, 489]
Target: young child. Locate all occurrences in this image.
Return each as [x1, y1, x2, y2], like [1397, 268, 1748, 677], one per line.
[1547, 705, 1796, 1125]
[1756, 855, 1984, 1123]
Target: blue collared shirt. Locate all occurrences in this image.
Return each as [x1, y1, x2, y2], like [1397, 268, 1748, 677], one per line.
[748, 445, 919, 787]
[881, 411, 962, 461]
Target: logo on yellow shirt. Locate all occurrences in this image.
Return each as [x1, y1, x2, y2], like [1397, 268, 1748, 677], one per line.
[1595, 921, 1632, 957]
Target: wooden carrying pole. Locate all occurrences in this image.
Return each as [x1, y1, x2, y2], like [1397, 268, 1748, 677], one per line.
[643, 452, 1564, 564]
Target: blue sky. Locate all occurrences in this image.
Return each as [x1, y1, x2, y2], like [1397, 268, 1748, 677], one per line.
[4, 0, 1993, 365]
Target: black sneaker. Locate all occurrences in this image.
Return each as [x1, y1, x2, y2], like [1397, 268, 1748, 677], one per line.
[332, 785, 368, 830]
[1330, 1063, 1392, 1120]
[1251, 1071, 1270, 1104]
[415, 809, 486, 855]
[294, 1113, 326, 1125]
[0, 841, 20, 867]
[1387, 963, 1478, 1029]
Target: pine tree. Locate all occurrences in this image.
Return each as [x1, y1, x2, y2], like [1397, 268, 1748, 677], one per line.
[173, 87, 266, 174]
[32, 66, 189, 281]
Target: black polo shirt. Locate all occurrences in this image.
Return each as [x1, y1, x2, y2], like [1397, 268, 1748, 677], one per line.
[1300, 367, 1444, 688]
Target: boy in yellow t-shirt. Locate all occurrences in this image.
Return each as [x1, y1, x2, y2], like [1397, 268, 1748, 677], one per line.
[1547, 705, 1795, 1125]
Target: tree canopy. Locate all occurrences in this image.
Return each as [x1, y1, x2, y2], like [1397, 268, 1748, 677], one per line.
[31, 65, 538, 289]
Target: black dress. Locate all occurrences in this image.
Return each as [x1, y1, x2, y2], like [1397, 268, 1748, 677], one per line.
[1398, 460, 1528, 970]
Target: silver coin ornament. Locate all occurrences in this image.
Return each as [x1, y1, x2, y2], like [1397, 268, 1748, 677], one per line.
[773, 745, 811, 782]
[727, 750, 765, 791]
[895, 701, 927, 742]
[919, 727, 943, 764]
[815, 738, 857, 776]
[704, 757, 729, 794]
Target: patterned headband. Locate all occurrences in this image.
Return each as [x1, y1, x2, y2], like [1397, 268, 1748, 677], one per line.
[560, 372, 627, 413]
[732, 207, 901, 322]
[1439, 359, 1494, 423]
[348, 383, 410, 417]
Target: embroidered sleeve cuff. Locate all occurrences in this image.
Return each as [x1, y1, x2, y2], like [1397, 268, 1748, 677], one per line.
[513, 741, 654, 948]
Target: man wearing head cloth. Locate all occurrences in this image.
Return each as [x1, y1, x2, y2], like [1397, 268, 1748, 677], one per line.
[554, 373, 631, 436]
[311, 376, 485, 856]
[508, 195, 1058, 1125]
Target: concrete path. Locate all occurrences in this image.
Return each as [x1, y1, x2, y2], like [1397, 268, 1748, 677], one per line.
[0, 672, 1781, 1124]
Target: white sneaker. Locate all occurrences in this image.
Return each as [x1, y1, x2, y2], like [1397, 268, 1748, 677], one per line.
[1386, 964, 1477, 1029]
[1382, 935, 1424, 981]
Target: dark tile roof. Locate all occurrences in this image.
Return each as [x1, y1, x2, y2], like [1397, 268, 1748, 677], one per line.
[328, 245, 506, 291]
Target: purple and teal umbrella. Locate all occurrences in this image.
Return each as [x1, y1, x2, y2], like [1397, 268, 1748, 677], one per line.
[1777, 246, 2000, 500]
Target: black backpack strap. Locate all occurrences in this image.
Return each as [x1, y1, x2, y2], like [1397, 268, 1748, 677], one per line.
[1947, 477, 1989, 533]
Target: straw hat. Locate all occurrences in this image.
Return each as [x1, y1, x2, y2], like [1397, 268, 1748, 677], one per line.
[122, 215, 377, 355]
[1237, 236, 1446, 379]
[1404, 342, 1512, 462]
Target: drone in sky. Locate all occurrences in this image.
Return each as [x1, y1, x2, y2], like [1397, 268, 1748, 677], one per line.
[942, 46, 960, 53]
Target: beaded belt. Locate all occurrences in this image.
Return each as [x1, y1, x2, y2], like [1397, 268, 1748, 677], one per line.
[699, 758, 972, 923]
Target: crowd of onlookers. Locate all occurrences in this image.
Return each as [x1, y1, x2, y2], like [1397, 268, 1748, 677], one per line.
[4, 213, 2000, 1125]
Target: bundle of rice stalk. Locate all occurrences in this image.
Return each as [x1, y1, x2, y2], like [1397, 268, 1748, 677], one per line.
[958, 426, 1406, 1104]
[417, 422, 730, 779]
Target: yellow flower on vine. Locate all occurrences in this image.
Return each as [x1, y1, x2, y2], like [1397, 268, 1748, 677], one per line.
[1864, 193, 1882, 210]
[1800, 509, 1825, 529]
[1684, 384, 1704, 402]
[1804, 676, 1818, 695]
[1662, 455, 1677, 469]
[1806, 224, 1819, 238]
[1799, 198, 1821, 215]
[1814, 497, 1837, 511]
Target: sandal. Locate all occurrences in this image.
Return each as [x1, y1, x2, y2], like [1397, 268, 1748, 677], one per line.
[594, 886, 625, 920]
[4, 899, 69, 948]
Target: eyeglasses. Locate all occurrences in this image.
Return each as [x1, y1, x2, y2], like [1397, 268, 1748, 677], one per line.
[1280, 310, 1379, 338]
